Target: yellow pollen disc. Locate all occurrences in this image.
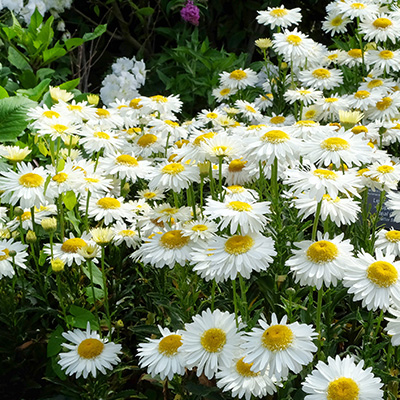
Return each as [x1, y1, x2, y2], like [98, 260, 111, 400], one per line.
[43, 110, 60, 118]
[77, 338, 104, 359]
[19, 173, 44, 188]
[224, 235, 255, 255]
[116, 154, 139, 166]
[162, 163, 185, 175]
[305, 110, 317, 119]
[97, 197, 121, 209]
[121, 230, 135, 237]
[313, 169, 338, 180]
[61, 238, 87, 253]
[325, 98, 338, 103]
[164, 120, 179, 127]
[0, 248, 9, 261]
[327, 377, 359, 400]
[192, 224, 208, 232]
[150, 95, 168, 103]
[321, 137, 350, 151]
[245, 105, 256, 113]
[129, 98, 142, 109]
[175, 139, 189, 148]
[348, 49, 362, 58]
[85, 177, 99, 183]
[392, 124, 400, 130]
[373, 18, 392, 29]
[306, 240, 339, 263]
[206, 112, 218, 119]
[94, 131, 110, 139]
[51, 124, 68, 133]
[262, 129, 289, 143]
[158, 334, 182, 356]
[236, 357, 259, 377]
[270, 116, 286, 124]
[96, 108, 110, 117]
[296, 120, 317, 126]
[229, 159, 247, 172]
[312, 68, 331, 79]
[354, 90, 370, 99]
[350, 2, 365, 9]
[193, 132, 216, 146]
[352, 125, 368, 134]
[229, 70, 247, 80]
[286, 34, 302, 45]
[200, 328, 226, 353]
[220, 88, 231, 96]
[367, 79, 383, 88]
[52, 172, 68, 183]
[376, 97, 392, 111]
[327, 54, 338, 61]
[386, 230, 400, 242]
[331, 16, 343, 26]
[160, 230, 189, 249]
[68, 105, 83, 111]
[20, 211, 31, 221]
[143, 192, 157, 199]
[380, 50, 394, 59]
[161, 207, 178, 215]
[270, 8, 288, 17]
[367, 261, 398, 287]
[262, 325, 293, 351]
[377, 165, 394, 174]
[227, 185, 244, 193]
[137, 134, 157, 147]
[227, 201, 252, 212]
[212, 145, 229, 154]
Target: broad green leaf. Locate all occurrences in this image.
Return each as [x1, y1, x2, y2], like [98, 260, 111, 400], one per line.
[56, 158, 65, 172]
[65, 37, 84, 51]
[38, 140, 48, 156]
[82, 263, 104, 289]
[29, 8, 43, 31]
[66, 305, 99, 330]
[36, 68, 54, 80]
[82, 24, 107, 42]
[0, 86, 8, 99]
[47, 325, 64, 357]
[17, 78, 51, 101]
[65, 210, 81, 236]
[138, 7, 154, 16]
[85, 287, 105, 304]
[8, 47, 31, 71]
[38, 249, 47, 266]
[59, 78, 80, 91]
[63, 190, 77, 210]
[18, 69, 37, 89]
[37, 15, 54, 47]
[0, 96, 37, 141]
[42, 47, 66, 64]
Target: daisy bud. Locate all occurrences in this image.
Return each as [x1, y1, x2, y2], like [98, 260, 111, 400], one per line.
[14, 207, 24, 217]
[63, 135, 80, 147]
[90, 227, 115, 246]
[121, 182, 130, 197]
[255, 38, 273, 49]
[8, 250, 17, 258]
[41, 217, 58, 233]
[77, 244, 100, 259]
[0, 227, 10, 239]
[198, 161, 211, 177]
[49, 86, 74, 103]
[51, 258, 65, 273]
[26, 230, 37, 243]
[116, 319, 124, 328]
[87, 94, 99, 106]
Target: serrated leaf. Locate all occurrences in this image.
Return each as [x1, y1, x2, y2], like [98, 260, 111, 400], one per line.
[82, 24, 107, 42]
[63, 190, 76, 210]
[0, 96, 37, 141]
[66, 305, 99, 330]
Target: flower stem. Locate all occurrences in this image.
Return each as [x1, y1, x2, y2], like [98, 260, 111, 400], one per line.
[312, 200, 322, 242]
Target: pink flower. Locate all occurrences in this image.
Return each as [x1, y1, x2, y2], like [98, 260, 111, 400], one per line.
[180, 1, 200, 26]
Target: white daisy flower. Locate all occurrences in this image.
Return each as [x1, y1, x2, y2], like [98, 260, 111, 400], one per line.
[337, 0, 379, 20]
[146, 203, 192, 225]
[224, 185, 259, 202]
[222, 158, 258, 186]
[366, 48, 400, 74]
[182, 218, 218, 242]
[363, 160, 400, 191]
[136, 188, 165, 201]
[53, 100, 97, 122]
[219, 68, 258, 90]
[359, 14, 400, 43]
[366, 92, 400, 121]
[346, 89, 383, 111]
[139, 94, 182, 116]
[314, 94, 351, 121]
[200, 133, 242, 163]
[212, 86, 238, 102]
[0, 145, 31, 163]
[322, 12, 351, 36]
[302, 355, 383, 400]
[0, 239, 28, 279]
[34, 116, 79, 142]
[299, 66, 343, 91]
[337, 48, 364, 67]
[256, 5, 302, 29]
[385, 307, 400, 345]
[358, 76, 396, 92]
[264, 113, 295, 127]
[376, 229, 400, 257]
[137, 326, 185, 380]
[180, 308, 242, 379]
[78, 126, 126, 155]
[243, 313, 317, 381]
[58, 322, 122, 379]
[83, 195, 132, 225]
[286, 232, 356, 289]
[112, 222, 140, 248]
[386, 190, 400, 222]
[284, 87, 323, 106]
[343, 249, 400, 311]
[235, 100, 263, 122]
[131, 132, 166, 158]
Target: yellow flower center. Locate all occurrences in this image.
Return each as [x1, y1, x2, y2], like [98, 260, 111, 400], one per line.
[85, 177, 99, 183]
[61, 238, 87, 253]
[220, 88, 231, 96]
[377, 165, 394, 174]
[373, 18, 392, 29]
[165, 120, 179, 127]
[137, 134, 157, 147]
[376, 97, 392, 111]
[304, 109, 317, 119]
[380, 50, 394, 59]
[96, 108, 110, 117]
[313, 169, 338, 180]
[51, 124, 68, 133]
[262, 129, 289, 143]
[286, 34, 302, 45]
[0, 248, 9, 261]
[236, 357, 259, 377]
[296, 120, 317, 126]
[227, 201, 252, 212]
[262, 325, 293, 351]
[270, 116, 286, 124]
[120, 229, 135, 237]
[116, 154, 139, 166]
[367, 261, 398, 287]
[158, 334, 182, 356]
[191, 224, 209, 232]
[354, 90, 370, 99]
[19, 173, 44, 188]
[350, 2, 365, 9]
[97, 197, 121, 209]
[386, 230, 400, 242]
[52, 172, 68, 183]
[352, 125, 368, 134]
[312, 68, 331, 79]
[229, 159, 247, 172]
[43, 110, 60, 118]
[162, 163, 185, 175]
[77, 338, 104, 359]
[68, 105, 83, 111]
[270, 8, 288, 17]
[161, 207, 178, 215]
[245, 105, 256, 113]
[321, 137, 350, 151]
[160, 230, 189, 249]
[367, 79, 383, 88]
[129, 98, 142, 109]
[200, 328, 226, 353]
[306, 240, 339, 263]
[150, 95, 168, 103]
[93, 131, 110, 139]
[143, 192, 157, 199]
[325, 98, 338, 103]
[193, 132, 216, 146]
[229, 70, 247, 80]
[227, 185, 244, 193]
[206, 112, 218, 119]
[348, 49, 362, 58]
[331, 16, 343, 26]
[224, 235, 255, 255]
[20, 211, 32, 221]
[327, 377, 359, 400]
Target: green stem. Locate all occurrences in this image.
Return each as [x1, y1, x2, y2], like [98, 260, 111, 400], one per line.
[316, 287, 324, 358]
[85, 191, 92, 231]
[312, 200, 322, 242]
[239, 275, 248, 323]
[211, 279, 216, 311]
[218, 156, 223, 200]
[57, 196, 65, 241]
[271, 158, 278, 206]
[232, 279, 239, 327]
[88, 260, 101, 330]
[56, 274, 69, 328]
[101, 246, 112, 337]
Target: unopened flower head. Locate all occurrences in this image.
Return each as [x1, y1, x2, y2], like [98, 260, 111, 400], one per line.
[90, 227, 115, 246]
[49, 86, 74, 103]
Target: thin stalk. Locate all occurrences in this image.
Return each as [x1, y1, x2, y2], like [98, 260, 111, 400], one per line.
[101, 246, 112, 337]
[88, 260, 101, 329]
[56, 274, 70, 328]
[232, 279, 239, 327]
[211, 279, 216, 312]
[239, 275, 248, 323]
[316, 287, 324, 358]
[312, 200, 323, 242]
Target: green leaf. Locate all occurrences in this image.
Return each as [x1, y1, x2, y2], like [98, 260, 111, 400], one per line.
[62, 190, 76, 211]
[0, 96, 37, 141]
[18, 69, 37, 89]
[36, 68, 55, 80]
[47, 325, 64, 357]
[82, 24, 107, 42]
[137, 7, 154, 16]
[64, 37, 84, 51]
[0, 86, 8, 99]
[82, 263, 104, 289]
[17, 78, 51, 101]
[56, 158, 65, 172]
[36, 15, 54, 47]
[8, 47, 31, 71]
[85, 287, 105, 304]
[65, 210, 81, 236]
[38, 249, 47, 266]
[94, 5, 100, 16]
[66, 305, 99, 330]
[29, 8, 43, 31]
[59, 78, 80, 91]
[42, 47, 66, 64]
